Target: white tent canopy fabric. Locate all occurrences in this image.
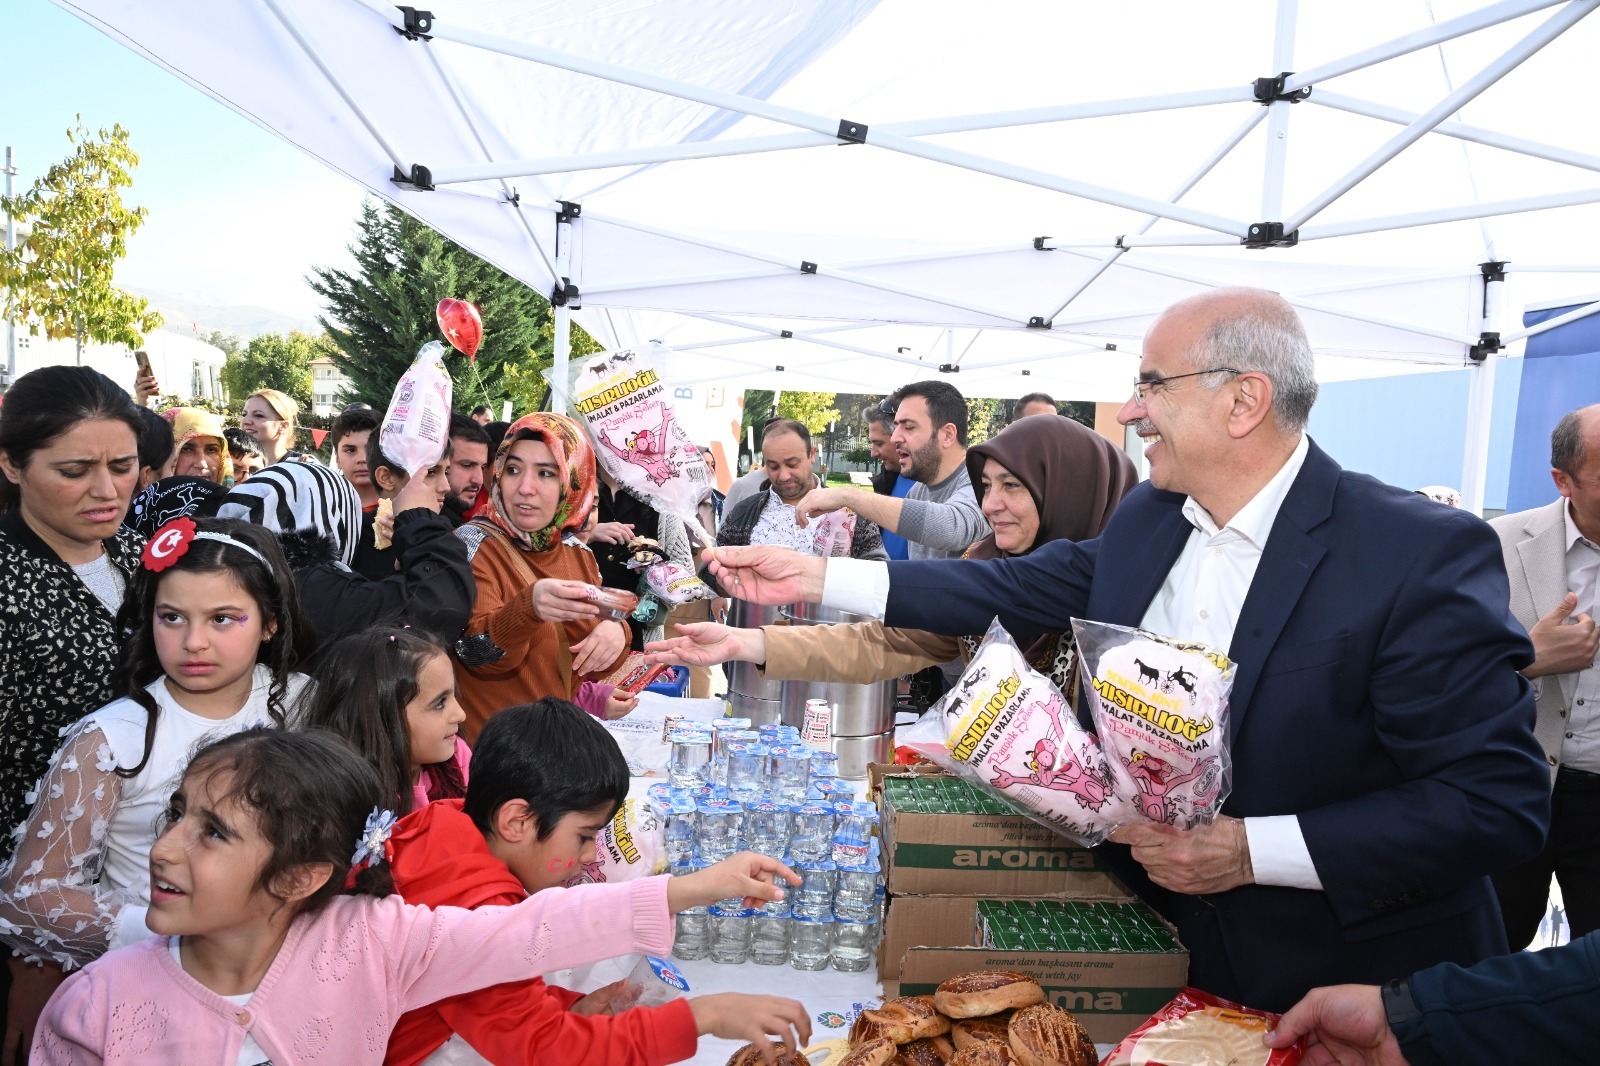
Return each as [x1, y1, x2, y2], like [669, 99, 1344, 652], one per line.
[58, 0, 1600, 507]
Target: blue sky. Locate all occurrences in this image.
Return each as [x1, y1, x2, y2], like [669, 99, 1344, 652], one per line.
[5, 0, 361, 321]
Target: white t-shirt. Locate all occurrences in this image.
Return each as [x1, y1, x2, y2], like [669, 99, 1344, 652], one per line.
[93, 665, 313, 895]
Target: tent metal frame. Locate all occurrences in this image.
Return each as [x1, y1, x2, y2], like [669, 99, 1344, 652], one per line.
[179, 0, 1600, 511]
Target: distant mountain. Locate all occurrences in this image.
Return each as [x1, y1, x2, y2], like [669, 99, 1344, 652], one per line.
[128, 287, 322, 341]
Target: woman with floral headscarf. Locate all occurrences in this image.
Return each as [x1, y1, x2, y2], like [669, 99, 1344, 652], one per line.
[452, 414, 632, 741]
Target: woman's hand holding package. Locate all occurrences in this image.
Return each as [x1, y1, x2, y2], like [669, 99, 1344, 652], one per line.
[532, 579, 602, 622]
[570, 620, 626, 675]
[644, 621, 765, 668]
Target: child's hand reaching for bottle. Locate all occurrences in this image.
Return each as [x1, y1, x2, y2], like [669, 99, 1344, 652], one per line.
[666, 852, 800, 912]
[689, 994, 813, 1062]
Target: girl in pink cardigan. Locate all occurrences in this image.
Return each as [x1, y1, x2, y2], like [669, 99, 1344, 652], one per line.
[31, 728, 798, 1065]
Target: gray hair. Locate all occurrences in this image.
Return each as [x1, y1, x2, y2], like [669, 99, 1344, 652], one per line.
[1551, 408, 1595, 474]
[1189, 300, 1319, 432]
[862, 404, 892, 431]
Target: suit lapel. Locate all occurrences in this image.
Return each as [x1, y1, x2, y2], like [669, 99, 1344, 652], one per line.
[1224, 443, 1337, 734]
[1516, 499, 1574, 707]
[1107, 504, 1195, 627]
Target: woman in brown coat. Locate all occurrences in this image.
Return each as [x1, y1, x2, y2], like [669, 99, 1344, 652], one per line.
[453, 413, 629, 740]
[646, 414, 1137, 691]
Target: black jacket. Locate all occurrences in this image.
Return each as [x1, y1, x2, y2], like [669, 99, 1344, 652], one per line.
[279, 506, 475, 668]
[0, 510, 142, 864]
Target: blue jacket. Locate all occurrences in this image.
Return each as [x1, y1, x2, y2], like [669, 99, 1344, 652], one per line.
[882, 440, 1549, 1010]
[1394, 931, 1600, 1063]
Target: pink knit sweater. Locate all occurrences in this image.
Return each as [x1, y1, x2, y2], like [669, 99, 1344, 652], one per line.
[32, 876, 673, 1065]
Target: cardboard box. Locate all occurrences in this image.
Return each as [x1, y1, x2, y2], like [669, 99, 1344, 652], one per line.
[871, 765, 1126, 897]
[878, 891, 1134, 983]
[895, 941, 1188, 1045]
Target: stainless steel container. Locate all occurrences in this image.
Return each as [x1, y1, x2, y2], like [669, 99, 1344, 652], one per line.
[725, 691, 783, 728]
[779, 679, 896, 738]
[725, 600, 787, 701]
[782, 603, 877, 626]
[825, 731, 895, 780]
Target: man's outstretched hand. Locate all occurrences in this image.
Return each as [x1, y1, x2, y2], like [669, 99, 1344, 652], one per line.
[702, 545, 826, 606]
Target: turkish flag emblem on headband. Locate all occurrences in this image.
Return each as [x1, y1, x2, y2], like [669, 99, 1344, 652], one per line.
[142, 517, 197, 572]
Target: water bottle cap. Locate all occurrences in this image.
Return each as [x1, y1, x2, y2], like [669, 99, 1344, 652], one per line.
[794, 803, 830, 816]
[709, 903, 755, 918]
[791, 912, 834, 924]
[643, 955, 692, 991]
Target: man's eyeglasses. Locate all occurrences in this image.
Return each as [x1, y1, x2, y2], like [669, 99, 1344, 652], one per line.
[1131, 368, 1240, 405]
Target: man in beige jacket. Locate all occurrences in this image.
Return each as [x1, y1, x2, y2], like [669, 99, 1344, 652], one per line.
[1489, 403, 1600, 948]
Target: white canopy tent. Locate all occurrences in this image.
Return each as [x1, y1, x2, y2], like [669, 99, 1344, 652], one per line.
[56, 0, 1600, 509]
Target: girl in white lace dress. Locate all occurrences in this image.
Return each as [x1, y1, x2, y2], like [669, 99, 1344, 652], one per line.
[0, 517, 312, 983]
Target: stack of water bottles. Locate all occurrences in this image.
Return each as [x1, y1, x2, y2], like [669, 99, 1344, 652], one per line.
[648, 718, 885, 973]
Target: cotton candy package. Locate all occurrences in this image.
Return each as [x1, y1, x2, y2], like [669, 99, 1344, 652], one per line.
[1072, 619, 1233, 830]
[380, 340, 454, 473]
[1101, 987, 1303, 1066]
[554, 346, 712, 527]
[569, 798, 667, 885]
[805, 508, 857, 557]
[902, 618, 1126, 846]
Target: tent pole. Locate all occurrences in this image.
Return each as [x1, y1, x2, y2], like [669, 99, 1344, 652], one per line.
[1299, 185, 1600, 240]
[1500, 298, 1600, 343]
[1310, 91, 1600, 173]
[1261, 0, 1299, 221]
[1461, 269, 1507, 514]
[1040, 109, 1267, 322]
[552, 215, 574, 414]
[1284, 0, 1565, 90]
[1283, 0, 1598, 231]
[261, 0, 407, 170]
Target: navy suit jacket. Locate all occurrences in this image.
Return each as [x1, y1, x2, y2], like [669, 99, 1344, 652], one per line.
[883, 441, 1550, 1010]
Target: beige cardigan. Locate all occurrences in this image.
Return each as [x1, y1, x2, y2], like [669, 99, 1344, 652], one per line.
[757, 621, 961, 683]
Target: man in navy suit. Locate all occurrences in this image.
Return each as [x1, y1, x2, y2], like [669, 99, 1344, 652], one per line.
[698, 288, 1550, 1010]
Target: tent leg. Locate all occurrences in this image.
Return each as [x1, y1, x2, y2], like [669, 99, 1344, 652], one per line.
[1461, 270, 1506, 514]
[552, 215, 574, 414]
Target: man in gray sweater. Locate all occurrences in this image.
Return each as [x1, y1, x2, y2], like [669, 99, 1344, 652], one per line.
[790, 380, 985, 561]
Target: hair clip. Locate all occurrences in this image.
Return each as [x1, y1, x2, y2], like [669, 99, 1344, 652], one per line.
[142, 517, 198, 572]
[344, 808, 398, 889]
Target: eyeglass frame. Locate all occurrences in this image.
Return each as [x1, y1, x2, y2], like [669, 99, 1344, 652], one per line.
[1130, 367, 1241, 405]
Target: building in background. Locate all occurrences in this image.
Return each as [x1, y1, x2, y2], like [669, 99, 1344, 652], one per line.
[310, 354, 353, 415]
[7, 328, 226, 402]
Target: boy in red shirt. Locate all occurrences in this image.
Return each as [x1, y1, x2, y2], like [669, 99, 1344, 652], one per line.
[384, 697, 809, 1066]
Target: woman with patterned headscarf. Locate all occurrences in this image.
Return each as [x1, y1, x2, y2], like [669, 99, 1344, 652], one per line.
[160, 408, 233, 485]
[452, 413, 632, 740]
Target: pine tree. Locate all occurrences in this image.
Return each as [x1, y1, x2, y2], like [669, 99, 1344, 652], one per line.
[309, 200, 552, 410]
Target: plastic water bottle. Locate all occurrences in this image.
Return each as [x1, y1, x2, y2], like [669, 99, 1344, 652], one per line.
[663, 793, 698, 864]
[696, 799, 743, 861]
[769, 745, 812, 804]
[671, 860, 711, 961]
[831, 801, 878, 867]
[751, 905, 790, 965]
[745, 798, 790, 857]
[789, 802, 834, 862]
[834, 855, 880, 923]
[616, 954, 692, 1008]
[808, 751, 840, 780]
[791, 859, 838, 920]
[831, 915, 877, 972]
[725, 742, 767, 804]
[788, 913, 833, 970]
[668, 730, 714, 789]
[708, 903, 754, 964]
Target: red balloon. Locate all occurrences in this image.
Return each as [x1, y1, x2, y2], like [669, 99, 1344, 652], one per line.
[436, 298, 483, 361]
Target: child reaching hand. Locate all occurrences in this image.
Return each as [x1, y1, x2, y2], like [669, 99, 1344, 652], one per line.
[31, 728, 798, 1065]
[302, 627, 470, 814]
[0, 518, 311, 1044]
[383, 697, 812, 1066]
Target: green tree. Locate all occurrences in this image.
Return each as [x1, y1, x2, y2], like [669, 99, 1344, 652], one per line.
[966, 397, 1004, 445]
[220, 331, 324, 411]
[776, 391, 840, 436]
[0, 120, 161, 358]
[309, 200, 550, 410]
[205, 330, 243, 357]
[497, 315, 606, 420]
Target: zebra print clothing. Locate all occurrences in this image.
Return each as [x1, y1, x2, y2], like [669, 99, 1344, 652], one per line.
[216, 461, 362, 568]
[0, 509, 142, 865]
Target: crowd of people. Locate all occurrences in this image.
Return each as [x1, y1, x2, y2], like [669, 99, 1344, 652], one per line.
[0, 286, 1595, 1063]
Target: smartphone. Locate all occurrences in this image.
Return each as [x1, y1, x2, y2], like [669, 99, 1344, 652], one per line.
[134, 350, 150, 372]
